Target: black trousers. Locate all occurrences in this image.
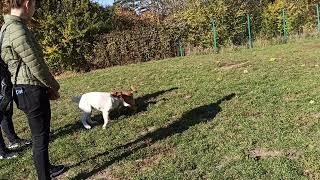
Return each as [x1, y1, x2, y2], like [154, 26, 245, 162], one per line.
[0, 101, 20, 155]
[14, 85, 51, 180]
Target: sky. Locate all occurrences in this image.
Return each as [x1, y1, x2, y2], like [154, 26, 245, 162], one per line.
[93, 0, 114, 6]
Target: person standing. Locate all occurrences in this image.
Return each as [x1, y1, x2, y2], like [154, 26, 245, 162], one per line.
[0, 102, 32, 159]
[1, 0, 65, 179]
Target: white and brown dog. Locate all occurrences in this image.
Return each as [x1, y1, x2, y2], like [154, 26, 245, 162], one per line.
[73, 87, 136, 129]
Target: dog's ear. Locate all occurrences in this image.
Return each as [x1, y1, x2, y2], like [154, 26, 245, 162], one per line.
[121, 91, 133, 97]
[111, 91, 121, 97]
[130, 85, 138, 93]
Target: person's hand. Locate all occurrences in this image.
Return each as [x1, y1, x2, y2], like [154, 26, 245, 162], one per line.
[47, 88, 60, 100]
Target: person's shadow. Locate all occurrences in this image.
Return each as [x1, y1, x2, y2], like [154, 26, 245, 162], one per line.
[50, 87, 178, 142]
[70, 93, 236, 179]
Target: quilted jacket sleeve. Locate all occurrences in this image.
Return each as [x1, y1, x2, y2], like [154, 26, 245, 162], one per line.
[10, 23, 60, 92]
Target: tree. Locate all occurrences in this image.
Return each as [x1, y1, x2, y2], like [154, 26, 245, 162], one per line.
[35, 0, 113, 72]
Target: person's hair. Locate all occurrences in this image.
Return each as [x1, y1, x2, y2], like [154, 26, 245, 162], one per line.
[2, 0, 35, 14]
[7, 0, 34, 9]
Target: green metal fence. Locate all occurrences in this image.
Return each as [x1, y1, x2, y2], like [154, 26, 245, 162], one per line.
[180, 6, 320, 54]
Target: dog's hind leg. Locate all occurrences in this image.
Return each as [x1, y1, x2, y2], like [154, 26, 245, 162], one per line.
[80, 112, 92, 129]
[102, 110, 110, 129]
[79, 102, 92, 129]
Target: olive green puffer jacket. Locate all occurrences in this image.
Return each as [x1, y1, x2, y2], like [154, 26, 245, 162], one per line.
[1, 15, 59, 91]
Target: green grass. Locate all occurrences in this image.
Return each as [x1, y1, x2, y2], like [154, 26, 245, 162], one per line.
[2, 38, 320, 179]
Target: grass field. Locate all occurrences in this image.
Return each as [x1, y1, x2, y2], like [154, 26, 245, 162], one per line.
[1, 38, 320, 179]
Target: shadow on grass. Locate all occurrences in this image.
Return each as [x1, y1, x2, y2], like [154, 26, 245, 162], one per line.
[50, 87, 178, 142]
[70, 93, 236, 179]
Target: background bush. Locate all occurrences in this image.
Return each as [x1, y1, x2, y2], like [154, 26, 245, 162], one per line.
[35, 0, 113, 73]
[90, 7, 185, 68]
[1, 0, 320, 73]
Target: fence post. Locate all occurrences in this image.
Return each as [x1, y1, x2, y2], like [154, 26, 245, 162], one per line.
[282, 9, 287, 43]
[179, 40, 184, 57]
[247, 14, 253, 48]
[211, 18, 217, 50]
[317, 4, 320, 32]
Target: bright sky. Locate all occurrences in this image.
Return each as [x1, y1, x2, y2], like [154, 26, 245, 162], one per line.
[93, 0, 114, 6]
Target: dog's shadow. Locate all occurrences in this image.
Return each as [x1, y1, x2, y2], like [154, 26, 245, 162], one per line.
[50, 87, 179, 141]
[70, 93, 236, 179]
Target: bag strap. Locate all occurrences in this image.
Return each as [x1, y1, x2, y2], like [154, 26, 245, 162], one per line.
[13, 59, 22, 86]
[0, 23, 22, 86]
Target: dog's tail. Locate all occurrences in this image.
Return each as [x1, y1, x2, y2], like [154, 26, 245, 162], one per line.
[71, 96, 82, 104]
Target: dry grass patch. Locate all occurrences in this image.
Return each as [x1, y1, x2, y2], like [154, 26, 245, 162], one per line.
[134, 144, 176, 171]
[249, 148, 302, 160]
[217, 61, 249, 70]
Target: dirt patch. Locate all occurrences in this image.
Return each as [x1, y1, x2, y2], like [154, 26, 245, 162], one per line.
[139, 126, 157, 136]
[135, 144, 176, 171]
[218, 61, 249, 70]
[296, 114, 319, 130]
[88, 169, 119, 180]
[310, 113, 320, 119]
[55, 71, 81, 80]
[304, 169, 320, 179]
[54, 172, 70, 180]
[283, 94, 297, 102]
[216, 156, 241, 170]
[135, 154, 163, 171]
[304, 44, 320, 51]
[243, 110, 262, 117]
[249, 148, 302, 160]
[249, 148, 282, 159]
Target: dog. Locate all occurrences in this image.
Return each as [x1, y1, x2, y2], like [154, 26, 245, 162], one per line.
[73, 87, 136, 129]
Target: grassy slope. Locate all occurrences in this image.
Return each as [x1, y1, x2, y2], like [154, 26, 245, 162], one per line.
[1, 39, 320, 179]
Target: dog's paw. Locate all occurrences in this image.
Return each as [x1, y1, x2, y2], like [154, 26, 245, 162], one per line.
[102, 125, 107, 129]
[84, 125, 92, 129]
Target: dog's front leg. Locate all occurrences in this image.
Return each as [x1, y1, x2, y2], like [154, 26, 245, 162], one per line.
[102, 110, 110, 129]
